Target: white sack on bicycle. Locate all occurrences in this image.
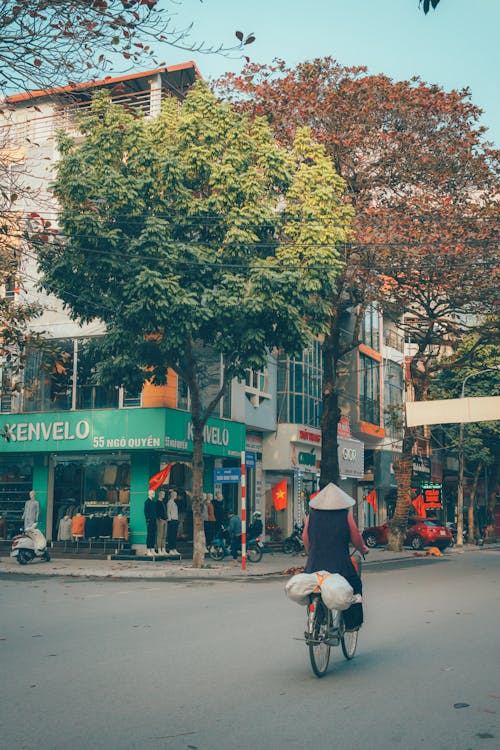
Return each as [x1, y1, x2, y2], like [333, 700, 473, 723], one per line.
[285, 570, 354, 610]
[320, 573, 354, 611]
[285, 572, 321, 605]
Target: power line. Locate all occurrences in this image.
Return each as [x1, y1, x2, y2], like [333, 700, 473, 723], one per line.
[14, 243, 498, 276]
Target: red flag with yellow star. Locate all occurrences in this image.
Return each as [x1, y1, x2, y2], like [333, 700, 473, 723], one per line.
[272, 479, 288, 511]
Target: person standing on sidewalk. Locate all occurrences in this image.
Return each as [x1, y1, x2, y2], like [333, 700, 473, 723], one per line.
[167, 490, 179, 556]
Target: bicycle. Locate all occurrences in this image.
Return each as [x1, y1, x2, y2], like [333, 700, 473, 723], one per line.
[304, 593, 358, 677]
[303, 552, 363, 677]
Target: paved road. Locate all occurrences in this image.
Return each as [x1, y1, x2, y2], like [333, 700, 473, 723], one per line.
[0, 548, 498, 750]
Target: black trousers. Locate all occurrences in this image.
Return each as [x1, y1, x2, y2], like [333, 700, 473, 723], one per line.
[167, 520, 179, 551]
[146, 519, 156, 549]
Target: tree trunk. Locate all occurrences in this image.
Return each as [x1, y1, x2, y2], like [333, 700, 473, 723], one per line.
[484, 469, 499, 543]
[191, 418, 206, 569]
[387, 429, 416, 551]
[468, 463, 481, 543]
[320, 324, 340, 487]
[185, 357, 207, 569]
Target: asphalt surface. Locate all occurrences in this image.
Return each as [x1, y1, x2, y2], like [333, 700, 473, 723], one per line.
[2, 542, 498, 581]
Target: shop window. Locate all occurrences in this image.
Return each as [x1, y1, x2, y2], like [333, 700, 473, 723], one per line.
[52, 454, 131, 540]
[0, 457, 33, 538]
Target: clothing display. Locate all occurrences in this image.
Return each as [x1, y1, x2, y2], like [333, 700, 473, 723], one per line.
[57, 515, 72, 541]
[167, 519, 179, 552]
[22, 497, 40, 529]
[167, 496, 178, 521]
[112, 514, 129, 540]
[103, 464, 118, 485]
[71, 514, 86, 537]
[144, 496, 157, 550]
[85, 515, 113, 538]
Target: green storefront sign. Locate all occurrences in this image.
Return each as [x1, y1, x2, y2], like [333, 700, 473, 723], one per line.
[0, 408, 244, 457]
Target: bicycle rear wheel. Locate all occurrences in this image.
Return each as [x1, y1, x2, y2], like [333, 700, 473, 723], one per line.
[308, 598, 331, 677]
[340, 614, 358, 660]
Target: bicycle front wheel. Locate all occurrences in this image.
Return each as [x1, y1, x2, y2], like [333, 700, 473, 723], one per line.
[308, 598, 331, 677]
[340, 614, 358, 660]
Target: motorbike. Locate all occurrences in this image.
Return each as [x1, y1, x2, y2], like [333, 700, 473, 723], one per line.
[11, 523, 51, 565]
[446, 522, 474, 546]
[282, 523, 305, 555]
[208, 525, 264, 563]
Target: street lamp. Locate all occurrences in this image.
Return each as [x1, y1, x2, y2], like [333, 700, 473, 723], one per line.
[456, 367, 500, 546]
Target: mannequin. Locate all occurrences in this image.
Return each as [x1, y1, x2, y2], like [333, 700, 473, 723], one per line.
[166, 489, 179, 556]
[0, 513, 7, 539]
[144, 489, 157, 556]
[156, 489, 168, 555]
[57, 514, 72, 541]
[22, 490, 40, 530]
[71, 511, 85, 539]
[112, 512, 129, 540]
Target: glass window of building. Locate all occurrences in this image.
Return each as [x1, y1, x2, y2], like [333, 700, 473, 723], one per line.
[245, 368, 271, 407]
[360, 353, 380, 424]
[277, 340, 322, 427]
[361, 304, 380, 351]
[384, 360, 404, 438]
[177, 375, 189, 411]
[182, 344, 231, 418]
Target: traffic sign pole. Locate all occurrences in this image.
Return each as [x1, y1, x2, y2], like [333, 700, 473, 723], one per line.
[241, 450, 246, 571]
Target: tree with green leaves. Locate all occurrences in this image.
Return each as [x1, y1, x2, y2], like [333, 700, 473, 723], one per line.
[216, 57, 500, 549]
[32, 82, 352, 566]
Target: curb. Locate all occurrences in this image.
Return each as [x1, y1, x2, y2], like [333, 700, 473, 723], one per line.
[1, 543, 497, 583]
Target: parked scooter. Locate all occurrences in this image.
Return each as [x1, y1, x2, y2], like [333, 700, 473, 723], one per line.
[208, 525, 264, 563]
[11, 524, 51, 565]
[282, 523, 305, 555]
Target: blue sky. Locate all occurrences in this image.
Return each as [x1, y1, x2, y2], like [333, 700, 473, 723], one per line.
[156, 0, 500, 146]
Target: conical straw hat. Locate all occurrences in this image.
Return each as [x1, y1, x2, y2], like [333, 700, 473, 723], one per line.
[309, 482, 355, 510]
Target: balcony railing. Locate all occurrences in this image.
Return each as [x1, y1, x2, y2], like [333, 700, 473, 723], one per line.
[384, 330, 405, 351]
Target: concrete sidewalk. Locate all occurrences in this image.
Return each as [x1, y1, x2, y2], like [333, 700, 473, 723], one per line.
[1, 543, 497, 581]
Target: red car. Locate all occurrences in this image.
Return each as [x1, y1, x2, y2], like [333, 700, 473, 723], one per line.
[363, 517, 453, 551]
